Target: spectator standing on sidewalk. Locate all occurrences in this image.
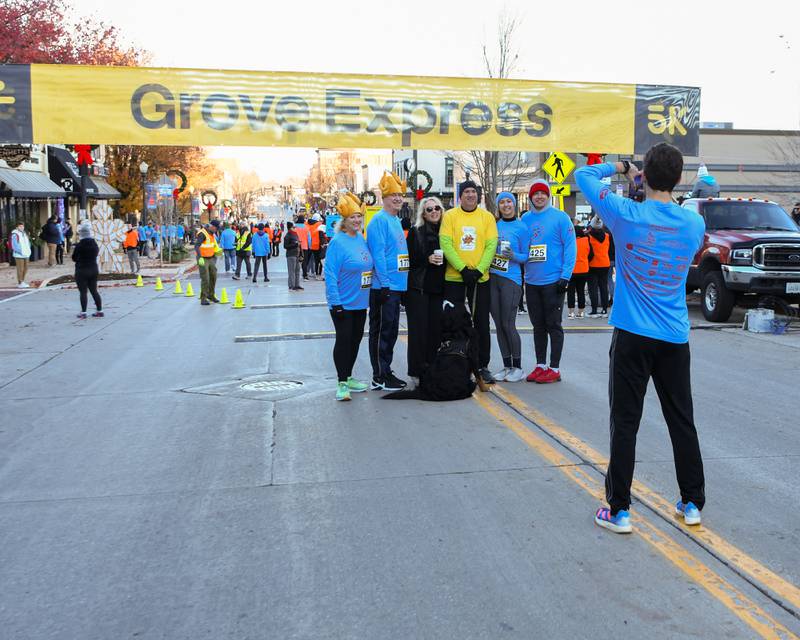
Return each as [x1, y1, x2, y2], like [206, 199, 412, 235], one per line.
[576, 144, 706, 535]
[11, 221, 32, 288]
[55, 221, 65, 265]
[72, 221, 103, 319]
[284, 221, 303, 291]
[219, 222, 237, 273]
[587, 215, 611, 318]
[63, 219, 73, 252]
[123, 223, 141, 274]
[40, 215, 60, 266]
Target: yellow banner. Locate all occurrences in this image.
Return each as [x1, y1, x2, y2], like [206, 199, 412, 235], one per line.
[0, 65, 700, 154]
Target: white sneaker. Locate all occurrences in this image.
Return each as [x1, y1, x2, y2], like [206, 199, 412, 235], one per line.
[493, 367, 509, 382]
[567, 311, 575, 319]
[504, 367, 525, 383]
[17, 282, 27, 288]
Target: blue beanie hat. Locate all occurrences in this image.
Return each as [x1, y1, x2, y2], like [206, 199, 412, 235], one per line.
[495, 191, 517, 209]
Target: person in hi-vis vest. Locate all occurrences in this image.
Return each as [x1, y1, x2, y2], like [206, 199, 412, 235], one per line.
[195, 221, 221, 305]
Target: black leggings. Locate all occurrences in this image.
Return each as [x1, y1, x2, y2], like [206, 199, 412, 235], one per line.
[56, 243, 64, 265]
[567, 273, 588, 309]
[589, 267, 610, 312]
[331, 309, 367, 382]
[75, 267, 102, 312]
[525, 283, 564, 368]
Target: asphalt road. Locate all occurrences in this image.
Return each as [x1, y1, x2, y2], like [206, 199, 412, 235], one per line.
[1, 260, 798, 639]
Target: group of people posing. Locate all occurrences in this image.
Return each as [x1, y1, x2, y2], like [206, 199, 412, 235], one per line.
[323, 170, 597, 401]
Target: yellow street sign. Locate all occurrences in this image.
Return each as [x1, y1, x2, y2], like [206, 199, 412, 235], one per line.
[543, 152, 575, 184]
[552, 184, 571, 197]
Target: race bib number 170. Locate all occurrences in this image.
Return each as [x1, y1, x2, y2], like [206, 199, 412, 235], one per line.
[528, 244, 547, 262]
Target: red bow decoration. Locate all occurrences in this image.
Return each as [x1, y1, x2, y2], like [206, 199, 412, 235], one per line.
[172, 188, 180, 200]
[74, 145, 94, 166]
[416, 188, 424, 201]
[206, 202, 214, 212]
[586, 153, 604, 165]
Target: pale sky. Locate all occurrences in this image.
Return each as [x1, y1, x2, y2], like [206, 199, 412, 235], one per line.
[74, 0, 800, 181]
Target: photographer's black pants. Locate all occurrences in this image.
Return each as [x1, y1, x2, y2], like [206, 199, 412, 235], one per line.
[525, 283, 564, 368]
[606, 329, 705, 514]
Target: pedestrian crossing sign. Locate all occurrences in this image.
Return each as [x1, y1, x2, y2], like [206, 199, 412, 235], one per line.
[543, 152, 575, 184]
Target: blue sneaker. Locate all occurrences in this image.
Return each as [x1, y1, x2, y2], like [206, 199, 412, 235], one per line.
[675, 500, 701, 525]
[594, 507, 632, 534]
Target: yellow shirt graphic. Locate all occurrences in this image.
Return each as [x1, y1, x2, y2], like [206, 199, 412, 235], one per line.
[439, 206, 498, 283]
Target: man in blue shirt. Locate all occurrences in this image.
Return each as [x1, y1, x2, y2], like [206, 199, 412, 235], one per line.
[219, 223, 237, 273]
[367, 171, 409, 391]
[521, 180, 577, 385]
[575, 143, 706, 535]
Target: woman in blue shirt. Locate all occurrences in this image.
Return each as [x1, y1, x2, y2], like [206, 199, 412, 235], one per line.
[489, 192, 529, 382]
[324, 193, 374, 401]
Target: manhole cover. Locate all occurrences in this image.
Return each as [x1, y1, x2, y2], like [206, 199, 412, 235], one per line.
[240, 380, 303, 392]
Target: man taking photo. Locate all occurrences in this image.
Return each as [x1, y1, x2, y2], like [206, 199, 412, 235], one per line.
[575, 143, 706, 534]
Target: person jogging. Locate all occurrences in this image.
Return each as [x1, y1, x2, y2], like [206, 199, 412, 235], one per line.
[521, 180, 576, 384]
[324, 193, 373, 401]
[489, 192, 528, 383]
[575, 144, 706, 534]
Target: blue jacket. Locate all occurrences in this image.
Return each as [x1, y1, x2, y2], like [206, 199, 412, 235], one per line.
[324, 232, 374, 310]
[251, 231, 270, 256]
[490, 218, 529, 285]
[219, 228, 237, 250]
[521, 206, 577, 285]
[366, 209, 408, 291]
[575, 163, 705, 343]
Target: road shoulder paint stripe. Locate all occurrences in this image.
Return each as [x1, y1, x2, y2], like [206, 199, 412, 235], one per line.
[472, 391, 799, 640]
[490, 384, 800, 618]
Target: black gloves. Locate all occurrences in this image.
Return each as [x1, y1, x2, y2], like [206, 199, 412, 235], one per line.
[332, 304, 344, 316]
[557, 278, 570, 293]
[379, 287, 391, 304]
[460, 267, 483, 287]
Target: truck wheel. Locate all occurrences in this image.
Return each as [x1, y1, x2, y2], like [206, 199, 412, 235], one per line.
[701, 271, 736, 322]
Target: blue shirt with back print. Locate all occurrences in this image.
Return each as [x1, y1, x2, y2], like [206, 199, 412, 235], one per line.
[575, 163, 705, 344]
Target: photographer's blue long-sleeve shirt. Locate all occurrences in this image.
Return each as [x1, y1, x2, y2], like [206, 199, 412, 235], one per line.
[521, 205, 577, 285]
[575, 163, 705, 343]
[366, 209, 408, 291]
[325, 232, 374, 310]
[490, 218, 529, 285]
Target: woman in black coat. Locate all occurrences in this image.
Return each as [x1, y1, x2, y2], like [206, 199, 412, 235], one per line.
[72, 222, 103, 319]
[404, 196, 447, 387]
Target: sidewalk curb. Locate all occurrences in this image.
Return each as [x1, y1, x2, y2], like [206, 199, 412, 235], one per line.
[40, 261, 199, 290]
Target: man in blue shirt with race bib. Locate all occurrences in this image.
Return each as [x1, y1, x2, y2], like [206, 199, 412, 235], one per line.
[575, 143, 706, 535]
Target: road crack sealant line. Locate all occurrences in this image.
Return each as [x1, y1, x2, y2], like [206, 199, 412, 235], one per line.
[472, 390, 799, 640]
[485, 385, 800, 622]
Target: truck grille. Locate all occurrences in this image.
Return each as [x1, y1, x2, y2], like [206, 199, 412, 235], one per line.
[754, 244, 800, 270]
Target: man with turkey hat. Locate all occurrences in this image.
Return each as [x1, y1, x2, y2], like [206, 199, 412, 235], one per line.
[367, 171, 410, 392]
[439, 179, 498, 385]
[521, 179, 576, 384]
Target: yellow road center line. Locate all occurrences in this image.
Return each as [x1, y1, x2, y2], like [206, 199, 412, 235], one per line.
[490, 385, 800, 616]
[472, 391, 799, 639]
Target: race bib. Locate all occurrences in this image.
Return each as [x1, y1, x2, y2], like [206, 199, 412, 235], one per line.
[528, 244, 547, 262]
[460, 226, 477, 251]
[361, 271, 373, 288]
[397, 254, 410, 272]
[491, 255, 509, 272]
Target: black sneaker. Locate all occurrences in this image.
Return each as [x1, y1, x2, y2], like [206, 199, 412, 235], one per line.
[201, 299, 211, 306]
[383, 371, 407, 391]
[479, 368, 496, 385]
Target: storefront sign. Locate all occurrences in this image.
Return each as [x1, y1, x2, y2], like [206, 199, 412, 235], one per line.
[0, 143, 31, 168]
[0, 64, 701, 155]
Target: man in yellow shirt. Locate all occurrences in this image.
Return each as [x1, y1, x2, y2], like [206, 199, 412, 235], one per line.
[440, 180, 498, 385]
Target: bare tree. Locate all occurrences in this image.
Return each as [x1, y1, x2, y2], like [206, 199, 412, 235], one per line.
[450, 10, 529, 213]
[230, 170, 264, 217]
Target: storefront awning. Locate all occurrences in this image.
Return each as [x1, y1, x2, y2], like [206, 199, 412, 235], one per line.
[0, 167, 66, 198]
[47, 146, 99, 196]
[91, 177, 122, 200]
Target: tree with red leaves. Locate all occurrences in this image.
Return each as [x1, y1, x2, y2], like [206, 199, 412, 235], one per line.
[0, 0, 148, 65]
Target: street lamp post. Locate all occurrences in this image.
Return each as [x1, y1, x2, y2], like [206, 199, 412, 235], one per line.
[139, 161, 149, 226]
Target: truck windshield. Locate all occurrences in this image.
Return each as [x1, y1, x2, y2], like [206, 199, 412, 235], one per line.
[703, 202, 799, 232]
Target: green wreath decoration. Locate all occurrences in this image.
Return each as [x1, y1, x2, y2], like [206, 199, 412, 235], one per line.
[408, 170, 433, 195]
[360, 190, 377, 206]
[166, 169, 188, 193]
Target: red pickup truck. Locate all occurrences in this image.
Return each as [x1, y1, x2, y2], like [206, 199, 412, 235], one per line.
[683, 198, 800, 322]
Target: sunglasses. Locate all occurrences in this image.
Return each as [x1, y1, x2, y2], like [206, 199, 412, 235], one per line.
[425, 205, 442, 212]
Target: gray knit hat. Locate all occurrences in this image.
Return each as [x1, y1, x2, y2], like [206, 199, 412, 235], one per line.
[78, 221, 93, 239]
